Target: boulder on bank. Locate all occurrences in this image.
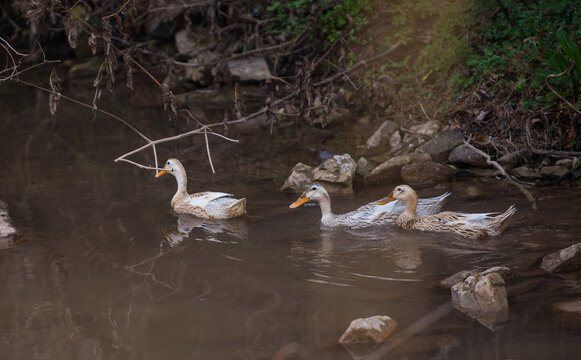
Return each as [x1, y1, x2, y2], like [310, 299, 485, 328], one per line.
[416, 128, 464, 162]
[0, 200, 17, 249]
[401, 162, 455, 186]
[448, 144, 488, 168]
[364, 153, 431, 185]
[541, 243, 581, 273]
[313, 154, 357, 193]
[451, 271, 509, 330]
[227, 57, 271, 82]
[280, 163, 313, 193]
[339, 315, 400, 344]
[364, 120, 398, 155]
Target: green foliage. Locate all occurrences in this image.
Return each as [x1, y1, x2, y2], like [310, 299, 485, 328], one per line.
[455, 0, 581, 110]
[266, 0, 373, 44]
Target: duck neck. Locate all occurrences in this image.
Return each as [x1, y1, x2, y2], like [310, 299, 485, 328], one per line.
[172, 165, 189, 202]
[403, 194, 418, 219]
[318, 193, 334, 220]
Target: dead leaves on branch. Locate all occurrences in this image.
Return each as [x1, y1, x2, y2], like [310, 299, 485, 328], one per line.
[48, 67, 61, 115]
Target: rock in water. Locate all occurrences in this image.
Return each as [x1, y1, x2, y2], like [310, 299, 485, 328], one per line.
[541, 243, 581, 273]
[0, 200, 17, 249]
[339, 315, 400, 344]
[451, 272, 509, 330]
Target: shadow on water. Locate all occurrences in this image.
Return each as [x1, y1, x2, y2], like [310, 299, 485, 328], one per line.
[1, 84, 581, 359]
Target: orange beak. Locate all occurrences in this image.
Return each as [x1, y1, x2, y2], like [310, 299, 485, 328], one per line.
[289, 195, 310, 208]
[376, 192, 396, 205]
[155, 170, 167, 178]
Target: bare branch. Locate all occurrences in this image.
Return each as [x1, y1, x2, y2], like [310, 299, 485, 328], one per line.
[464, 140, 538, 210]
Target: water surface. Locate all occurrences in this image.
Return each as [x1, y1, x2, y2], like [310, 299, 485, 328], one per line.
[1, 83, 580, 359]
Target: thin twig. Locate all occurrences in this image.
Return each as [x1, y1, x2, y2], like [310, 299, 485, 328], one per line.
[464, 140, 538, 210]
[204, 129, 215, 174]
[525, 118, 581, 156]
[545, 60, 581, 115]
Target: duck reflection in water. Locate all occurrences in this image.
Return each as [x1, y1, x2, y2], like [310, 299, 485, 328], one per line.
[166, 213, 249, 247]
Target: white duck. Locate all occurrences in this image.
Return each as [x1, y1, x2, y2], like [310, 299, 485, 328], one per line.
[378, 184, 516, 239]
[156, 158, 246, 219]
[289, 183, 450, 228]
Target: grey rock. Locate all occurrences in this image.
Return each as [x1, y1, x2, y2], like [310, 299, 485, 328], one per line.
[356, 157, 372, 177]
[409, 120, 441, 137]
[401, 162, 455, 186]
[497, 150, 525, 171]
[339, 315, 400, 344]
[175, 29, 201, 56]
[511, 166, 542, 179]
[0, 200, 17, 249]
[364, 153, 432, 185]
[227, 57, 271, 82]
[451, 272, 509, 330]
[448, 144, 489, 168]
[389, 130, 402, 149]
[280, 163, 313, 193]
[481, 266, 512, 280]
[541, 243, 581, 273]
[540, 165, 569, 178]
[364, 120, 398, 155]
[416, 128, 465, 162]
[313, 154, 357, 192]
[440, 270, 478, 289]
[184, 51, 218, 86]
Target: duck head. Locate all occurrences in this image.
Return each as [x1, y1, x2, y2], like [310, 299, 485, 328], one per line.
[155, 158, 183, 178]
[289, 184, 328, 208]
[377, 184, 415, 205]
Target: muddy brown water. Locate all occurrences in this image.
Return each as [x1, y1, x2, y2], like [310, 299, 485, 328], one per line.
[1, 84, 581, 359]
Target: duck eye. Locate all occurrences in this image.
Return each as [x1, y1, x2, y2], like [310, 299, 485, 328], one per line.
[311, 186, 317, 190]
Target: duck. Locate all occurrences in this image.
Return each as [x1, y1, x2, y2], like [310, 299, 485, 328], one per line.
[155, 158, 246, 219]
[378, 184, 516, 239]
[289, 183, 450, 228]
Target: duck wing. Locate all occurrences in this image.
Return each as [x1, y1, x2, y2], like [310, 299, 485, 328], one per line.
[185, 192, 234, 208]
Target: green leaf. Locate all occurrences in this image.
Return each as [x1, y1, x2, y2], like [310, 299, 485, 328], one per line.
[556, 29, 581, 74]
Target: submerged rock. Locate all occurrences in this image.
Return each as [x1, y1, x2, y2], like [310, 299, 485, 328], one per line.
[0, 200, 17, 249]
[401, 162, 455, 186]
[339, 315, 400, 344]
[451, 272, 509, 330]
[448, 144, 488, 168]
[553, 298, 581, 329]
[511, 166, 542, 179]
[541, 243, 581, 273]
[416, 128, 464, 162]
[364, 153, 431, 185]
[280, 163, 314, 193]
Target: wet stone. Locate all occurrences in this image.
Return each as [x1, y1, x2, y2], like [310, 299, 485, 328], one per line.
[416, 128, 464, 162]
[541, 243, 581, 273]
[364, 153, 431, 185]
[0, 200, 17, 249]
[439, 270, 478, 289]
[312, 154, 357, 192]
[364, 120, 398, 155]
[339, 315, 400, 344]
[280, 163, 313, 193]
[448, 144, 489, 168]
[552, 298, 581, 329]
[511, 166, 542, 179]
[451, 272, 509, 330]
[401, 162, 455, 187]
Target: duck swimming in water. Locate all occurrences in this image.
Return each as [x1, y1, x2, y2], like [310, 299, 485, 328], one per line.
[289, 183, 450, 228]
[378, 184, 516, 239]
[156, 158, 246, 219]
